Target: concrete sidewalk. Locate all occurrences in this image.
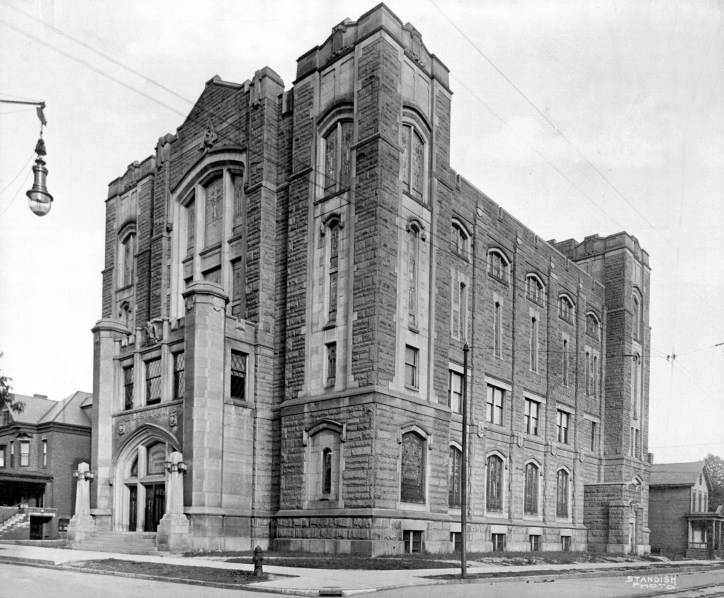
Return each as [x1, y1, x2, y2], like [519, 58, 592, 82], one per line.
[0, 542, 721, 596]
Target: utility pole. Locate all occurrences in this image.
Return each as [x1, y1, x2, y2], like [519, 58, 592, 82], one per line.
[461, 341, 469, 578]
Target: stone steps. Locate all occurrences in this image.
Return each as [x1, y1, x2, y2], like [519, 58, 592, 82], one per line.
[0, 513, 28, 536]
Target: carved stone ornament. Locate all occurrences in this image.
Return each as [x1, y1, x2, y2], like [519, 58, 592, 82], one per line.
[118, 422, 126, 436]
[201, 116, 218, 152]
[578, 450, 585, 463]
[169, 410, 177, 428]
[185, 294, 195, 312]
[516, 432, 524, 448]
[550, 443, 557, 456]
[477, 422, 485, 438]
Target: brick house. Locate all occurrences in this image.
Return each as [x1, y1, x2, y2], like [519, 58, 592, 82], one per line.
[649, 461, 724, 558]
[81, 4, 651, 554]
[0, 391, 92, 539]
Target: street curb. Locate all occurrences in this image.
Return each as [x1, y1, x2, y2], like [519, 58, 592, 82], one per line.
[0, 555, 722, 597]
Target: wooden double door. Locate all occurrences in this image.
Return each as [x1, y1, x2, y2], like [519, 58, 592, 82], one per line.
[128, 483, 165, 532]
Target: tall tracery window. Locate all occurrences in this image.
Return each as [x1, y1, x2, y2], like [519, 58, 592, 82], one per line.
[451, 274, 467, 340]
[401, 431, 426, 503]
[633, 294, 641, 341]
[322, 448, 333, 495]
[401, 123, 425, 200]
[559, 295, 574, 323]
[493, 301, 502, 357]
[524, 462, 539, 515]
[186, 196, 196, 255]
[486, 454, 504, 512]
[449, 446, 462, 507]
[119, 232, 136, 288]
[323, 120, 353, 194]
[556, 469, 570, 518]
[327, 219, 340, 323]
[488, 250, 509, 283]
[526, 274, 544, 305]
[530, 316, 539, 372]
[231, 258, 244, 318]
[172, 352, 185, 401]
[451, 220, 470, 257]
[204, 176, 223, 247]
[586, 313, 600, 339]
[407, 223, 421, 327]
[145, 358, 162, 405]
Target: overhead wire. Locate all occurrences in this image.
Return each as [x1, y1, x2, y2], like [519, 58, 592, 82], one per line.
[4, 6, 720, 373]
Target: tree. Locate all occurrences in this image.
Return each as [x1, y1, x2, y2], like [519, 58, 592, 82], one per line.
[704, 454, 724, 510]
[0, 353, 24, 414]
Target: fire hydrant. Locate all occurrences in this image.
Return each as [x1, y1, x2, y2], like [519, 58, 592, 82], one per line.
[252, 545, 264, 577]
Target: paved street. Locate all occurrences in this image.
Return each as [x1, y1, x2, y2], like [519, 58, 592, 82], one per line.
[2, 561, 724, 598]
[0, 563, 292, 598]
[375, 569, 724, 598]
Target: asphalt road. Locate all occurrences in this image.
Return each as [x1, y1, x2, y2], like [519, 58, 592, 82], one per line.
[1, 562, 723, 598]
[0, 563, 291, 598]
[375, 569, 724, 598]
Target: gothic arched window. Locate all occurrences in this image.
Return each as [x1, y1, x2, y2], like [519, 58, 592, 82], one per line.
[401, 431, 426, 503]
[486, 454, 504, 511]
[524, 462, 539, 515]
[323, 121, 353, 194]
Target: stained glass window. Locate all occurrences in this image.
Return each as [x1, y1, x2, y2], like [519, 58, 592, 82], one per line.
[230, 350, 246, 401]
[173, 352, 185, 400]
[401, 431, 425, 503]
[486, 454, 503, 511]
[557, 469, 569, 518]
[145, 358, 162, 405]
[448, 446, 462, 507]
[524, 462, 539, 514]
[204, 176, 223, 246]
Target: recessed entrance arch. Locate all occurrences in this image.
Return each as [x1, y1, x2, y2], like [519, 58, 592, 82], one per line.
[112, 425, 180, 532]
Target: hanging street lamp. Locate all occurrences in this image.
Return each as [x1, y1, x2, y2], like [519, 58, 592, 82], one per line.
[0, 99, 53, 216]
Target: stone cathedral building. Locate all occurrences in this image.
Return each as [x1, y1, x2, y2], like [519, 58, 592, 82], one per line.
[82, 4, 651, 554]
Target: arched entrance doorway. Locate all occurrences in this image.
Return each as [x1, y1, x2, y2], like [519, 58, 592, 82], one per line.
[113, 425, 180, 532]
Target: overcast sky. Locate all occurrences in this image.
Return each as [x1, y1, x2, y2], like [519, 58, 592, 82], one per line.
[0, 0, 722, 463]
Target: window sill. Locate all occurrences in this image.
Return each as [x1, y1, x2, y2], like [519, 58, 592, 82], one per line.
[488, 272, 509, 286]
[322, 320, 336, 331]
[404, 385, 419, 392]
[316, 188, 350, 204]
[401, 189, 426, 207]
[408, 324, 419, 334]
[558, 315, 574, 325]
[399, 501, 428, 512]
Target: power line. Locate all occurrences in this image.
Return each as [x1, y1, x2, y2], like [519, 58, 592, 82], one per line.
[0, 152, 34, 197]
[5, 6, 718, 366]
[428, 0, 665, 238]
